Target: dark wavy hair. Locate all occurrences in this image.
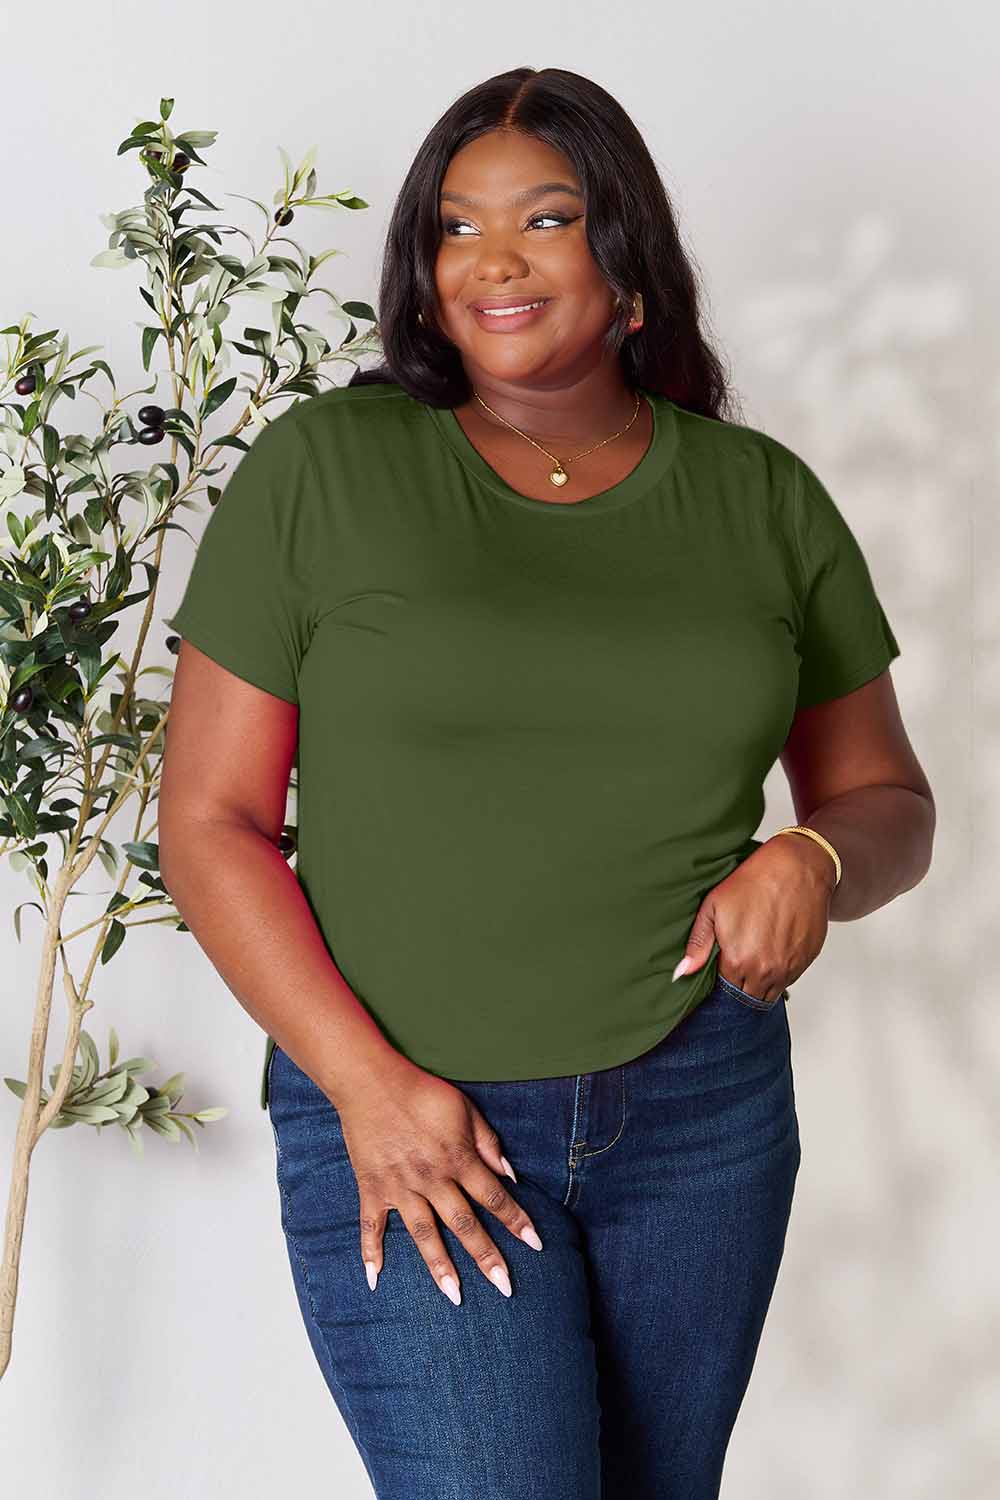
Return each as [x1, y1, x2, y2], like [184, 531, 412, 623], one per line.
[348, 66, 742, 423]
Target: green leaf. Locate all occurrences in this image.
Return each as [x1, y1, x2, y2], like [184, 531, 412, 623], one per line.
[7, 792, 37, 839]
[19, 737, 66, 762]
[90, 248, 133, 269]
[141, 326, 162, 371]
[78, 1030, 101, 1083]
[340, 300, 376, 322]
[41, 423, 60, 468]
[119, 1056, 157, 1076]
[157, 1072, 185, 1104]
[13, 901, 44, 941]
[58, 1103, 121, 1124]
[87, 1073, 130, 1106]
[122, 839, 159, 871]
[100, 918, 126, 964]
[175, 130, 217, 148]
[192, 1106, 228, 1122]
[199, 377, 236, 421]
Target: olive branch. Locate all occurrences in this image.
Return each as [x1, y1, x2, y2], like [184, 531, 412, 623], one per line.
[0, 96, 381, 1378]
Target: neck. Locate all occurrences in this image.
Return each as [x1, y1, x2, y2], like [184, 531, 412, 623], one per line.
[462, 367, 639, 444]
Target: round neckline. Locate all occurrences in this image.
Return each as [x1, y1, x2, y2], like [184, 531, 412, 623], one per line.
[424, 387, 679, 517]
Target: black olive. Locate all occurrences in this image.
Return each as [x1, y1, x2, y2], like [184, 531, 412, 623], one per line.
[15, 373, 37, 396]
[165, 634, 180, 654]
[275, 207, 294, 226]
[137, 404, 165, 426]
[10, 686, 33, 712]
[137, 426, 164, 445]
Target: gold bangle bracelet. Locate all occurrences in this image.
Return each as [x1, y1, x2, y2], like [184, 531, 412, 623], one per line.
[772, 824, 842, 887]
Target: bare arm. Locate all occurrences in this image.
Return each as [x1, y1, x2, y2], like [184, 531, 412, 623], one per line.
[159, 641, 404, 1107]
[161, 822, 405, 1106]
[159, 638, 543, 1304]
[778, 669, 936, 919]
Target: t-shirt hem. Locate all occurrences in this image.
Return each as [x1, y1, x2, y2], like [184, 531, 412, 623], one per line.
[166, 610, 298, 704]
[377, 975, 720, 1082]
[796, 640, 900, 710]
[259, 966, 722, 1106]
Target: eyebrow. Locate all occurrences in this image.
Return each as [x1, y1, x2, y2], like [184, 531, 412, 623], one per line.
[439, 181, 583, 209]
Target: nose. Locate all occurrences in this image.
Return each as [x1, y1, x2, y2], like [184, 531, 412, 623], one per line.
[470, 241, 532, 284]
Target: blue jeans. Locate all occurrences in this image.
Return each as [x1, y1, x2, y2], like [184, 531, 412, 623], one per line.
[266, 974, 802, 1498]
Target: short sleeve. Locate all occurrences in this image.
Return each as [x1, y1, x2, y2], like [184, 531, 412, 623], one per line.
[791, 454, 901, 711]
[165, 406, 319, 703]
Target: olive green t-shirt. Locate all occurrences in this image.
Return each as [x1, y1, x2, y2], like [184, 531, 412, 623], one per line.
[166, 382, 900, 1110]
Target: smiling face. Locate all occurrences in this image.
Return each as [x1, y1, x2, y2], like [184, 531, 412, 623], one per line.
[433, 129, 621, 391]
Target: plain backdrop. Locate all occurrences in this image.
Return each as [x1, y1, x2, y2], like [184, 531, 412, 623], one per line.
[1, 3, 996, 1496]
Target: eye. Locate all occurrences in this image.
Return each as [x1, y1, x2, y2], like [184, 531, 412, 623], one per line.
[441, 213, 576, 236]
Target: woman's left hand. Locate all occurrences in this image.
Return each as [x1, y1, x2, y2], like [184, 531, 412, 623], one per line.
[672, 834, 839, 1004]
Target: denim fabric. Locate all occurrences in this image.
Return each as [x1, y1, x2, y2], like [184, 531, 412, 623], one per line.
[265, 976, 801, 1498]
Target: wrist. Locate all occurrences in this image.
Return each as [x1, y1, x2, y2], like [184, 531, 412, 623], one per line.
[768, 828, 839, 896]
[317, 1030, 419, 1110]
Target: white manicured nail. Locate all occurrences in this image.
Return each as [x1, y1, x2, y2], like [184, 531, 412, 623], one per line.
[490, 1265, 512, 1297]
[672, 956, 693, 981]
[439, 1274, 461, 1305]
[365, 1261, 378, 1291]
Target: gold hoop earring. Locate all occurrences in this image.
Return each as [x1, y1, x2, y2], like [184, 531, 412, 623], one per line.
[616, 292, 643, 333]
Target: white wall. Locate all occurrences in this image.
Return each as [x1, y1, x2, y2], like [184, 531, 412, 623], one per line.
[1, 2, 995, 1495]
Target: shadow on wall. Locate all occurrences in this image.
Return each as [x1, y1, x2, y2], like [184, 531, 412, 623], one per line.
[733, 211, 996, 1497]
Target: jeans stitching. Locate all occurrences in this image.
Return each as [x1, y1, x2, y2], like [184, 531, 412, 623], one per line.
[716, 972, 787, 1011]
[268, 1053, 373, 1476]
[579, 1066, 627, 1158]
[564, 1074, 587, 1204]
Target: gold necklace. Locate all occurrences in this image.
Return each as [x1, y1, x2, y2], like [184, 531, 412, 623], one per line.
[472, 388, 643, 488]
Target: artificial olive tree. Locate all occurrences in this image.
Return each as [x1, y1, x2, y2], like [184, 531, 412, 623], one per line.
[0, 97, 379, 1376]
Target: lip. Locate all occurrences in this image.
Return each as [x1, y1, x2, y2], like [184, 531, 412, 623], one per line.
[469, 296, 552, 332]
[471, 295, 550, 310]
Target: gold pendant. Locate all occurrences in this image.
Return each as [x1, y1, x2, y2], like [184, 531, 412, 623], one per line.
[549, 467, 568, 487]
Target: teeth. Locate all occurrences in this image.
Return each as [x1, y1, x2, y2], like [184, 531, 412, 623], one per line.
[480, 300, 546, 317]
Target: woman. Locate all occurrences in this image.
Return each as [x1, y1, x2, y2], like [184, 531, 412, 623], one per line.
[160, 66, 935, 1500]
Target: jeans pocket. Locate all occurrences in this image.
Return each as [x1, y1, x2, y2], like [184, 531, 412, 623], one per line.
[716, 971, 788, 1012]
[265, 1039, 281, 1110]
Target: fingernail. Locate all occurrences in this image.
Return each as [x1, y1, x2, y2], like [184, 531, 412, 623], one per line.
[365, 1260, 378, 1291]
[672, 956, 693, 981]
[500, 1155, 517, 1182]
[439, 1274, 461, 1306]
[520, 1225, 543, 1251]
[490, 1265, 512, 1298]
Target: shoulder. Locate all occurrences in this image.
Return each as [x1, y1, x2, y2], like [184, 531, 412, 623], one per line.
[289, 379, 427, 451]
[667, 399, 801, 494]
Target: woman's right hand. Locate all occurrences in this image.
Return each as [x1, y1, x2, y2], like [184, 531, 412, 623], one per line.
[333, 1057, 545, 1305]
